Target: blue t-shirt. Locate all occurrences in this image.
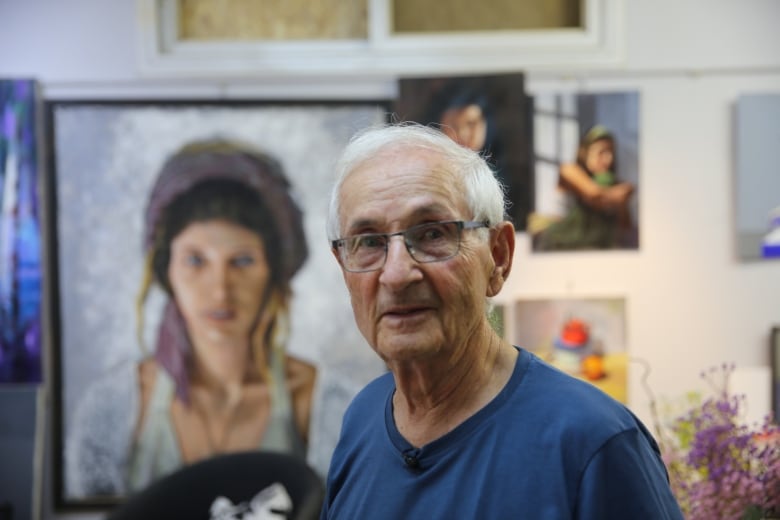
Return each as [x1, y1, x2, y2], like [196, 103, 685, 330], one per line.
[321, 348, 683, 519]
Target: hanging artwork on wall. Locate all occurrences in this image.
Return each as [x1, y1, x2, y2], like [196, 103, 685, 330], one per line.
[503, 296, 628, 403]
[45, 100, 390, 509]
[528, 90, 640, 252]
[772, 326, 780, 424]
[735, 93, 780, 261]
[396, 73, 534, 230]
[0, 79, 43, 384]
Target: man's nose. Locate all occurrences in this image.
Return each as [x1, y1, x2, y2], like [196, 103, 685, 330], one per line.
[379, 236, 421, 286]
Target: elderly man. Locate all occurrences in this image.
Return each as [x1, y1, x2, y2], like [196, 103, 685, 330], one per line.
[321, 123, 682, 519]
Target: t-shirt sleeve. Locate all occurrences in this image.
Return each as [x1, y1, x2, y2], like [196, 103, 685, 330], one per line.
[575, 428, 684, 520]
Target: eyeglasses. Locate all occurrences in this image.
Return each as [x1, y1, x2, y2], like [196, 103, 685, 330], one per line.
[332, 220, 490, 273]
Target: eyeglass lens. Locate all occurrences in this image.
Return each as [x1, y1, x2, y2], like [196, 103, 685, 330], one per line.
[340, 221, 465, 272]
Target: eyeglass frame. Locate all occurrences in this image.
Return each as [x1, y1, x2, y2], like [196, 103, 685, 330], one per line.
[331, 220, 491, 273]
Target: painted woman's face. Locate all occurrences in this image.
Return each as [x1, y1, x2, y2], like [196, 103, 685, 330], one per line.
[440, 104, 487, 152]
[168, 219, 271, 362]
[584, 138, 615, 175]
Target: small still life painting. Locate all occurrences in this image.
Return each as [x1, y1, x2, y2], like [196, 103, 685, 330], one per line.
[506, 297, 627, 403]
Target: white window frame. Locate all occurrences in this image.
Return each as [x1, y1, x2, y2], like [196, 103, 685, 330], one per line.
[136, 0, 625, 78]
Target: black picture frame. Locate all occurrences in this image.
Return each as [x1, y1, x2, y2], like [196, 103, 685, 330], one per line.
[44, 99, 392, 510]
[772, 326, 780, 424]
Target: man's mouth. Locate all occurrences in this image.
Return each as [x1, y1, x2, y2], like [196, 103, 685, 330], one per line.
[381, 305, 431, 319]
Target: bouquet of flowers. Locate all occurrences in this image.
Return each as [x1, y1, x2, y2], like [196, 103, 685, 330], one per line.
[655, 364, 780, 520]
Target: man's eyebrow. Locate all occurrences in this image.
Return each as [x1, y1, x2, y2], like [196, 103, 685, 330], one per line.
[344, 218, 381, 235]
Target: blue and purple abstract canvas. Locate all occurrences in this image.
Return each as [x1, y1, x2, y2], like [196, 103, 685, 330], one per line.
[0, 79, 42, 384]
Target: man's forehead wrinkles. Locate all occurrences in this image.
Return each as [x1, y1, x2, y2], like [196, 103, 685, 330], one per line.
[344, 203, 453, 233]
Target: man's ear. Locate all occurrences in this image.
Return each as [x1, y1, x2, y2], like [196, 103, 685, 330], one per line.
[331, 246, 343, 268]
[487, 221, 515, 297]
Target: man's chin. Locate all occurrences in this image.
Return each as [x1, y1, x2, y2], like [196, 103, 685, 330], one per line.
[374, 335, 440, 363]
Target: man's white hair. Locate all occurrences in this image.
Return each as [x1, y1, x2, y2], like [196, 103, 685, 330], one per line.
[326, 122, 508, 241]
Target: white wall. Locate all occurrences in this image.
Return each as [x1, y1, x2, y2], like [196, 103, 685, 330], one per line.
[2, 0, 780, 518]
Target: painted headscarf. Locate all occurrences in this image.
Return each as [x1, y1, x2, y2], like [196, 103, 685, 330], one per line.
[138, 139, 308, 403]
[582, 125, 613, 147]
[576, 125, 616, 177]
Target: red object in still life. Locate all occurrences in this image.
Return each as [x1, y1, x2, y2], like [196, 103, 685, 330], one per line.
[558, 319, 589, 348]
[553, 318, 606, 381]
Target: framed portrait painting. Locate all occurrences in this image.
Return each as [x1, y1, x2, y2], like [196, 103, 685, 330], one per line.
[396, 73, 534, 230]
[529, 91, 640, 252]
[45, 100, 391, 509]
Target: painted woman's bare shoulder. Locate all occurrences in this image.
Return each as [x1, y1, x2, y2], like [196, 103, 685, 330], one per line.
[131, 357, 161, 442]
[284, 355, 317, 390]
[284, 355, 317, 442]
[136, 357, 160, 405]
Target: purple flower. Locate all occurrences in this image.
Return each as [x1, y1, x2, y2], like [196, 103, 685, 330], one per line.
[655, 364, 780, 520]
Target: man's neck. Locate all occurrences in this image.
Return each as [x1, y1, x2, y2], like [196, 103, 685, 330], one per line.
[390, 331, 517, 447]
